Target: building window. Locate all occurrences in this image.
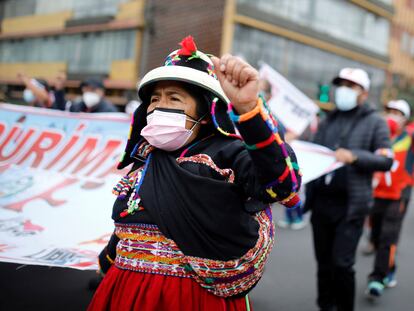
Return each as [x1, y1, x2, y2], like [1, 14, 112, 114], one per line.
[2, 0, 36, 18]
[401, 31, 410, 53]
[71, 0, 129, 19]
[237, 0, 390, 56]
[0, 0, 130, 19]
[410, 36, 414, 57]
[232, 24, 386, 104]
[0, 30, 137, 75]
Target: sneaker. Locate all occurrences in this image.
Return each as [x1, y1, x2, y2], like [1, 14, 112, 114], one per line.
[366, 281, 384, 299]
[383, 272, 398, 288]
[291, 219, 307, 230]
[277, 219, 291, 229]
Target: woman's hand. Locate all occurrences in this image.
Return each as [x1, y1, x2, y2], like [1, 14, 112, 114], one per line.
[211, 54, 259, 114]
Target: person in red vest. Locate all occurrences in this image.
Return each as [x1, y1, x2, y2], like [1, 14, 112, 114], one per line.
[366, 99, 413, 299]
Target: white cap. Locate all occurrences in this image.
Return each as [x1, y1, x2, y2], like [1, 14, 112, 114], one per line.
[386, 100, 411, 118]
[332, 68, 370, 91]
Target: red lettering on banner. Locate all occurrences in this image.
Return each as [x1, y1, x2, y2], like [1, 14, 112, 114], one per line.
[60, 138, 121, 176]
[80, 152, 126, 189]
[0, 125, 36, 163]
[79, 233, 111, 245]
[45, 123, 86, 170]
[23, 220, 44, 232]
[97, 154, 125, 179]
[81, 181, 104, 189]
[3, 177, 78, 212]
[0, 244, 13, 252]
[0, 163, 10, 173]
[69, 261, 96, 269]
[17, 130, 63, 168]
[0, 122, 5, 138]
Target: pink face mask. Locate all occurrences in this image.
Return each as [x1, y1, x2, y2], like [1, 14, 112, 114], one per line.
[141, 108, 199, 151]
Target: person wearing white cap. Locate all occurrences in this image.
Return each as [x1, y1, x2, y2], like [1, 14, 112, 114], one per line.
[332, 67, 370, 111]
[366, 99, 413, 299]
[386, 99, 411, 119]
[304, 68, 393, 311]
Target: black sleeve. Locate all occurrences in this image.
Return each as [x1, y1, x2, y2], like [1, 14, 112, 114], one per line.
[51, 90, 67, 111]
[351, 117, 393, 173]
[107, 103, 119, 113]
[98, 232, 119, 275]
[100, 100, 119, 113]
[69, 101, 85, 112]
[229, 100, 302, 208]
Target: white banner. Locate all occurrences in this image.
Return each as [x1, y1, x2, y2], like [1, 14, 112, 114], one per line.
[291, 140, 343, 185]
[259, 63, 319, 136]
[0, 104, 130, 270]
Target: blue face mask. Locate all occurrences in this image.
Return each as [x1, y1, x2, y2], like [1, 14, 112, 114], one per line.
[335, 86, 359, 111]
[23, 89, 35, 103]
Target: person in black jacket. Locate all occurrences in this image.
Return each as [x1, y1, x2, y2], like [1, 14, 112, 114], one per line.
[304, 68, 393, 311]
[69, 78, 118, 113]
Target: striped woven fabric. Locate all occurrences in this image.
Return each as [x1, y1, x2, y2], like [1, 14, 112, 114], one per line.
[114, 207, 274, 297]
[115, 223, 191, 278]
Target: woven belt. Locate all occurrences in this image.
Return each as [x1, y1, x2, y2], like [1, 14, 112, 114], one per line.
[115, 222, 191, 278]
[114, 207, 274, 297]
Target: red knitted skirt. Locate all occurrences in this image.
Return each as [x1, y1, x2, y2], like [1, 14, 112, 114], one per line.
[87, 266, 252, 311]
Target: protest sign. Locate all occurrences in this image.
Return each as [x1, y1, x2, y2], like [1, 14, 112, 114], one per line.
[291, 140, 343, 185]
[259, 63, 319, 135]
[0, 104, 130, 270]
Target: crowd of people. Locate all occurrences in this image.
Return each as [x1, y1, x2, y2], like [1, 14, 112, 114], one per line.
[269, 69, 412, 311]
[8, 36, 413, 311]
[16, 72, 122, 113]
[267, 68, 412, 311]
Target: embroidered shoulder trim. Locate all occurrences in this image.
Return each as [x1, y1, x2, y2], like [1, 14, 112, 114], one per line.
[177, 154, 235, 183]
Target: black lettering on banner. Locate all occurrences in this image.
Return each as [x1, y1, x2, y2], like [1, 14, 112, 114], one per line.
[283, 95, 312, 119]
[0, 218, 37, 237]
[25, 248, 82, 265]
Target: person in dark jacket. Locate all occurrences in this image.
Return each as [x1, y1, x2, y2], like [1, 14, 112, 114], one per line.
[69, 78, 118, 113]
[304, 67, 393, 311]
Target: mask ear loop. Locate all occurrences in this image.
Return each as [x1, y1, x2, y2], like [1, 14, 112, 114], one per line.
[211, 97, 242, 140]
[187, 112, 209, 131]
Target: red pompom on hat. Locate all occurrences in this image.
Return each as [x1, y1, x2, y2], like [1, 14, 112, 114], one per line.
[178, 36, 198, 56]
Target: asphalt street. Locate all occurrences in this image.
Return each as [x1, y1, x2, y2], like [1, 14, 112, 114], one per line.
[0, 202, 412, 311]
[250, 205, 414, 311]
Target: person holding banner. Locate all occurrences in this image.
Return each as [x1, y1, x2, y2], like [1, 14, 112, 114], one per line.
[303, 68, 393, 311]
[88, 36, 301, 311]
